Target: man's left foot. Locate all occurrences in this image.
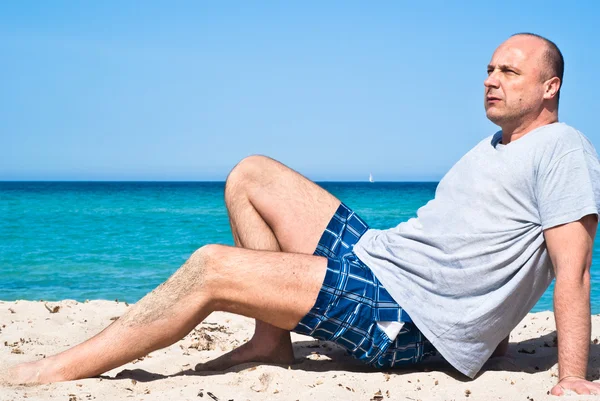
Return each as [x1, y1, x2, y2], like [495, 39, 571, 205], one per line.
[1, 359, 64, 385]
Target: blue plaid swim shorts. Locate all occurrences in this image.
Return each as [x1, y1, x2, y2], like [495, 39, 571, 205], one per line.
[293, 203, 436, 368]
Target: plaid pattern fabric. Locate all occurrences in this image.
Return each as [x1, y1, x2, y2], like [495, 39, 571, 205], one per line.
[294, 203, 436, 368]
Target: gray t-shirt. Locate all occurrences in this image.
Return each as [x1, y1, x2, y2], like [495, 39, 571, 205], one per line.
[353, 122, 600, 378]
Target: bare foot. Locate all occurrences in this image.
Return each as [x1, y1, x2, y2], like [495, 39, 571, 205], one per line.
[1, 359, 64, 386]
[1, 363, 41, 386]
[195, 335, 295, 371]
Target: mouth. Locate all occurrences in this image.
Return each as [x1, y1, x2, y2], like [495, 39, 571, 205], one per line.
[486, 94, 502, 102]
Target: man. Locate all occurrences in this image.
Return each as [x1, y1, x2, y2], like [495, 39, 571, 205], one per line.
[4, 33, 600, 396]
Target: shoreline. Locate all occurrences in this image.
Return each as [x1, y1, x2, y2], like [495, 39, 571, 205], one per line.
[1, 300, 598, 400]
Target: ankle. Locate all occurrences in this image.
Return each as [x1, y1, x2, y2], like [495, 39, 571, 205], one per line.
[34, 357, 70, 383]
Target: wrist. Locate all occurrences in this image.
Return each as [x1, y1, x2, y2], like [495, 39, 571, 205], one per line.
[559, 374, 586, 382]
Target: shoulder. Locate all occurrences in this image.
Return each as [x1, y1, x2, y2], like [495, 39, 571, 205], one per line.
[533, 122, 580, 144]
[531, 123, 596, 161]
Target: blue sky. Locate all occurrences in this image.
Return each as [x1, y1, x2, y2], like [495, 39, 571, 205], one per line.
[1, 1, 598, 181]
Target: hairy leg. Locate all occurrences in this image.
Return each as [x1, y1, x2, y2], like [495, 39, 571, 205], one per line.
[4, 245, 328, 384]
[196, 155, 340, 370]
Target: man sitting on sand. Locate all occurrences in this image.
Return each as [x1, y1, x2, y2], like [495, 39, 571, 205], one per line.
[5, 33, 600, 396]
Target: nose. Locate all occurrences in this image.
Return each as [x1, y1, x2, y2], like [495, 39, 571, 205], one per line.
[484, 71, 500, 89]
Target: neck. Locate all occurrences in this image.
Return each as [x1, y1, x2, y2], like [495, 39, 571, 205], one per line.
[501, 110, 558, 144]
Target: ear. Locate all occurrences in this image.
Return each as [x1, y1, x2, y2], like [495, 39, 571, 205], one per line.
[543, 76, 561, 100]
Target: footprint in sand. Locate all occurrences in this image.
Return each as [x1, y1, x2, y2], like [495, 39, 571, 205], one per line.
[250, 372, 273, 393]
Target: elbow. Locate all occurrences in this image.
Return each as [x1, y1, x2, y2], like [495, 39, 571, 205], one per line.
[554, 258, 592, 286]
[580, 261, 592, 287]
[553, 263, 591, 295]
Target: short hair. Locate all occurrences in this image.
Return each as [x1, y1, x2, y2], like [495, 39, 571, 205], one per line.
[511, 33, 564, 106]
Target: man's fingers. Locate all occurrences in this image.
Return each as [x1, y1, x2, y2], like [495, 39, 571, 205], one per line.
[550, 384, 564, 396]
[571, 382, 590, 395]
[577, 381, 600, 395]
[585, 382, 600, 395]
[550, 380, 600, 396]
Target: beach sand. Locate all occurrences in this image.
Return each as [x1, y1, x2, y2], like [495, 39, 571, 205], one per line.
[1, 300, 599, 401]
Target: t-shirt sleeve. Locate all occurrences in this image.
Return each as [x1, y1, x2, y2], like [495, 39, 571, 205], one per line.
[535, 148, 600, 230]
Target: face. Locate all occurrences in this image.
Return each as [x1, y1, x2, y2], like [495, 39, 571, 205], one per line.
[484, 36, 548, 127]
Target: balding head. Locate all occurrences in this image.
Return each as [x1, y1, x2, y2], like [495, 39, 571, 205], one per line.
[511, 33, 564, 104]
[484, 34, 563, 133]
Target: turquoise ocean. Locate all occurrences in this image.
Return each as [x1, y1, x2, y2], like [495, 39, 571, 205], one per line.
[1, 182, 599, 313]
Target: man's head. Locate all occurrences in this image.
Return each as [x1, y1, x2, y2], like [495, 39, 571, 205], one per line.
[484, 33, 564, 130]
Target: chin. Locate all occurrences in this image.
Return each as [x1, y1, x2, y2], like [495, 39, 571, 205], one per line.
[485, 110, 504, 126]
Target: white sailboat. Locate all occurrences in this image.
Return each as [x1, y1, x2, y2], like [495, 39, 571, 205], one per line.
[369, 172, 374, 183]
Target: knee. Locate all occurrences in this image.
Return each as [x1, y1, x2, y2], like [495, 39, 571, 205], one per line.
[226, 155, 273, 184]
[157, 244, 227, 300]
[190, 244, 230, 274]
[190, 244, 225, 268]
[189, 244, 232, 291]
[225, 155, 275, 201]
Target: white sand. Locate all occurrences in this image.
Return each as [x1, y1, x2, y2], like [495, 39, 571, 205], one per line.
[1, 300, 600, 401]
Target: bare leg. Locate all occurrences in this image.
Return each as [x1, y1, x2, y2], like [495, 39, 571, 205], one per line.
[4, 245, 328, 384]
[197, 155, 340, 370]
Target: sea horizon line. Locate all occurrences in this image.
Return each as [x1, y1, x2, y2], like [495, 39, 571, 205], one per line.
[0, 180, 440, 183]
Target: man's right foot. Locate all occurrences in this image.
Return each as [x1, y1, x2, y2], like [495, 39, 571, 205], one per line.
[194, 335, 295, 371]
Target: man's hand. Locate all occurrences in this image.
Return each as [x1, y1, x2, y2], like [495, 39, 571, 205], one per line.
[551, 377, 600, 396]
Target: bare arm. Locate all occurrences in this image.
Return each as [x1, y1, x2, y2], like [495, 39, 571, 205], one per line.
[544, 214, 598, 396]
